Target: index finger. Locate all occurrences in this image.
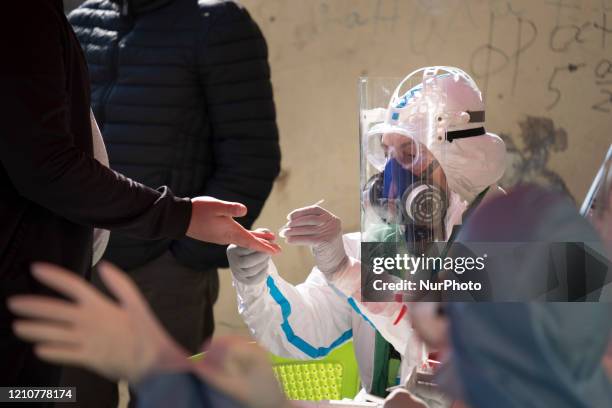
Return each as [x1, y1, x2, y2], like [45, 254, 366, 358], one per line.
[251, 229, 276, 241]
[7, 296, 79, 323]
[285, 214, 324, 228]
[30, 263, 100, 303]
[286, 205, 324, 221]
[230, 224, 281, 255]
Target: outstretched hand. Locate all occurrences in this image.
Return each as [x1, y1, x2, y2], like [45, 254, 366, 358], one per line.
[187, 197, 281, 255]
[8, 262, 190, 383]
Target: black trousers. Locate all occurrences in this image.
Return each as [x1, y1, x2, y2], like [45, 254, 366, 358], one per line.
[58, 251, 219, 408]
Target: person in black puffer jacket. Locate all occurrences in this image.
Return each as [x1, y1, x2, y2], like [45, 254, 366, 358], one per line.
[66, 0, 280, 406]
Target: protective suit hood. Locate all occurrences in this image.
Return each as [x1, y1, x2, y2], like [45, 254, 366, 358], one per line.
[430, 131, 506, 202]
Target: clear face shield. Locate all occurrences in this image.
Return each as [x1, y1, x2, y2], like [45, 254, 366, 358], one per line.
[360, 67, 486, 305]
[360, 68, 453, 254]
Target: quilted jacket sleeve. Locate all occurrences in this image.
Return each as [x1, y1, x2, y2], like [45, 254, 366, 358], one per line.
[171, 1, 280, 269]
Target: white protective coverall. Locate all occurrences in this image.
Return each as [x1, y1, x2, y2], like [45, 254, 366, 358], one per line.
[233, 231, 423, 393]
[232, 188, 497, 394]
[234, 68, 508, 401]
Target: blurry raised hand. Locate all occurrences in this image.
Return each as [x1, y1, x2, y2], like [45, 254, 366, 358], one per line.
[8, 262, 297, 408]
[280, 204, 348, 276]
[187, 196, 281, 255]
[8, 262, 189, 383]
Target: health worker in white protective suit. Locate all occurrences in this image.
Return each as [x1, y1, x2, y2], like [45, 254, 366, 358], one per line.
[227, 67, 507, 403]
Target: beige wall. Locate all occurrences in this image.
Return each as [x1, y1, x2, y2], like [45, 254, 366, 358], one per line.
[215, 0, 612, 337]
[64, 0, 612, 337]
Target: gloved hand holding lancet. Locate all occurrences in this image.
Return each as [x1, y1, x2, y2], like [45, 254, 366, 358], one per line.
[280, 203, 349, 276]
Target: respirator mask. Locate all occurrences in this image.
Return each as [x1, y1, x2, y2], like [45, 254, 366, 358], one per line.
[362, 154, 447, 246]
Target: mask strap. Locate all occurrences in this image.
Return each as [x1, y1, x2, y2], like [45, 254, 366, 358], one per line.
[423, 159, 440, 176]
[446, 127, 486, 142]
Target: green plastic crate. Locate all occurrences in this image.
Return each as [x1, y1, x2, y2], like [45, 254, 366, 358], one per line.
[269, 340, 360, 401]
[190, 340, 360, 401]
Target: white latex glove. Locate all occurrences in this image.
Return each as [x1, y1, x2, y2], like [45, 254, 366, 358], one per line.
[281, 205, 348, 276]
[187, 197, 281, 255]
[7, 262, 190, 384]
[227, 229, 273, 285]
